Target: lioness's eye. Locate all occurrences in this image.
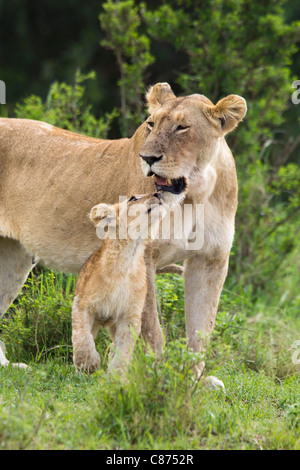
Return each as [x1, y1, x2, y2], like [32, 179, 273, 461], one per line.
[147, 121, 154, 131]
[175, 125, 189, 133]
[128, 196, 138, 202]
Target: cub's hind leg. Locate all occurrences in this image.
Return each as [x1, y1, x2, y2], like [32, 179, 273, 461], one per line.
[108, 314, 142, 375]
[0, 237, 34, 368]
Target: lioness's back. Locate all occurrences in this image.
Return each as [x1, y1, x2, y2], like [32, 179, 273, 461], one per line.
[0, 117, 142, 273]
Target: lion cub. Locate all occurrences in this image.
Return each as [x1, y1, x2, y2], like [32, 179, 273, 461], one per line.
[72, 192, 166, 374]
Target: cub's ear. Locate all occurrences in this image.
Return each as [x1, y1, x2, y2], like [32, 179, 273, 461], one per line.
[146, 82, 176, 114]
[208, 95, 247, 134]
[90, 203, 116, 226]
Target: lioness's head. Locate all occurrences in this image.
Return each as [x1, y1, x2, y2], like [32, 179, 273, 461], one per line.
[140, 82, 247, 202]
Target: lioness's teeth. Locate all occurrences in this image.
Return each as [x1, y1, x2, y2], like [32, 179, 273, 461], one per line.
[167, 178, 172, 185]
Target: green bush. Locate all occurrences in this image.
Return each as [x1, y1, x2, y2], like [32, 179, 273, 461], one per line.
[0, 271, 75, 363]
[142, 0, 300, 302]
[14, 70, 119, 138]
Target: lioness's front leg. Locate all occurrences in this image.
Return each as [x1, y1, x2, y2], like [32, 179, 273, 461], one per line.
[141, 251, 164, 354]
[184, 253, 229, 381]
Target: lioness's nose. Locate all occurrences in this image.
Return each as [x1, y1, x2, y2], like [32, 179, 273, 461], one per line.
[140, 154, 163, 166]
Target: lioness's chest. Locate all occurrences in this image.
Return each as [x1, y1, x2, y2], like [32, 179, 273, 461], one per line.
[154, 200, 234, 267]
[154, 202, 205, 266]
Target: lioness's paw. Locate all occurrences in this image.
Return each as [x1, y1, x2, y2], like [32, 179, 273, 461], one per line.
[0, 341, 29, 369]
[202, 375, 225, 392]
[73, 348, 100, 374]
[11, 362, 29, 370]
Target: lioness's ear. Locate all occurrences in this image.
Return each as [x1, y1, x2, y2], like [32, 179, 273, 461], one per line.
[209, 95, 247, 134]
[146, 82, 176, 114]
[90, 203, 116, 226]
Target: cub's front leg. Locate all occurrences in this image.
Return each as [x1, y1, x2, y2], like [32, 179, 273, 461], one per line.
[72, 296, 100, 373]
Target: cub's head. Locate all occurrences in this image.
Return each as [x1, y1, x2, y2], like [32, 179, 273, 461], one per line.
[140, 82, 247, 203]
[90, 192, 166, 241]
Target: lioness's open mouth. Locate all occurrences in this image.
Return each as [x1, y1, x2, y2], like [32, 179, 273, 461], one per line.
[153, 175, 186, 195]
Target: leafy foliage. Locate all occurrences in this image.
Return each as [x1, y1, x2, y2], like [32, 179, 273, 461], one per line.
[141, 0, 300, 300]
[0, 271, 75, 363]
[14, 70, 118, 138]
[0, 270, 299, 449]
[99, 0, 154, 135]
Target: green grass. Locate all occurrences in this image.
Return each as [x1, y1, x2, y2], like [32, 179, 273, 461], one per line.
[0, 270, 299, 450]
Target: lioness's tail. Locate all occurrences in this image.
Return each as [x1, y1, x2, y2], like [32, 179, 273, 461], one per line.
[156, 264, 184, 276]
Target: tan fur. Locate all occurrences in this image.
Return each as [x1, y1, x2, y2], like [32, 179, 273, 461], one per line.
[0, 83, 246, 381]
[72, 193, 166, 374]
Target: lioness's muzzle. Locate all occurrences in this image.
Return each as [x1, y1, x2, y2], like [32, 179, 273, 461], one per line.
[154, 175, 186, 195]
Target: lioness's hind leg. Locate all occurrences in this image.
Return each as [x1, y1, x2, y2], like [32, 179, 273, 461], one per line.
[0, 237, 33, 368]
[0, 237, 34, 318]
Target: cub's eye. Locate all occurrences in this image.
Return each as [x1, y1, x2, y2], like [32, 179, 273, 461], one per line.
[147, 121, 154, 131]
[128, 196, 138, 202]
[175, 125, 189, 133]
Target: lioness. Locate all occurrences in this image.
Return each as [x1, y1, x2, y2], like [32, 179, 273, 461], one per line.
[72, 192, 167, 374]
[0, 83, 246, 385]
